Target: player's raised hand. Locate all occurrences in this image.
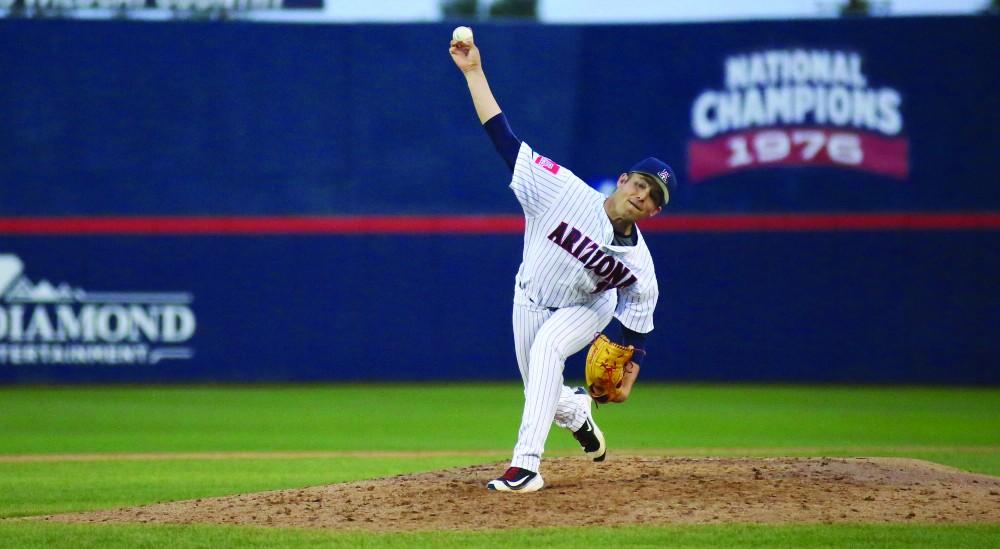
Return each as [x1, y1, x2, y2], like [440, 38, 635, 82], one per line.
[449, 37, 482, 74]
[451, 27, 500, 125]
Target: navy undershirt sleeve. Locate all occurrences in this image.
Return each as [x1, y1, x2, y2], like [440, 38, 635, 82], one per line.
[483, 112, 521, 172]
[607, 318, 648, 366]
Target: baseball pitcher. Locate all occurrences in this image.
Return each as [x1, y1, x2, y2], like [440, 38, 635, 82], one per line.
[449, 28, 676, 493]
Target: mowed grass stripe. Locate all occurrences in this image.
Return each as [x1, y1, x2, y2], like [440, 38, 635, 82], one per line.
[0, 450, 506, 463]
[2, 522, 1000, 549]
[2, 385, 998, 456]
[1, 445, 998, 463]
[0, 386, 997, 546]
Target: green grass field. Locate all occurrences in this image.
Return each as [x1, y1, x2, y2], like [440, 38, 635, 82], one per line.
[1, 384, 998, 547]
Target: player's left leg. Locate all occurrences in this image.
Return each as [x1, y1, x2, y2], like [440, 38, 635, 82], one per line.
[488, 291, 559, 492]
[512, 294, 553, 387]
[509, 291, 615, 474]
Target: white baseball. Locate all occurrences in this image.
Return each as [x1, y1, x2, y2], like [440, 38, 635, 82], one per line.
[452, 26, 473, 44]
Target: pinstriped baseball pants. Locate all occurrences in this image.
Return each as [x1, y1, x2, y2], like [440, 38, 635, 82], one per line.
[510, 289, 615, 473]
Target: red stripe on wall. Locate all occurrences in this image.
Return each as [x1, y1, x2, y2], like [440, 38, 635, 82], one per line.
[0, 216, 524, 235]
[642, 212, 1000, 232]
[1, 213, 999, 235]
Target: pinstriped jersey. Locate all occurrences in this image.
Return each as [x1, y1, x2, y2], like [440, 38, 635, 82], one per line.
[510, 142, 659, 334]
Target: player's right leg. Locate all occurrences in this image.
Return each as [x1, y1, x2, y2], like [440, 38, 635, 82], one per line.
[551, 297, 616, 461]
[554, 386, 607, 461]
[518, 293, 609, 441]
[553, 385, 589, 430]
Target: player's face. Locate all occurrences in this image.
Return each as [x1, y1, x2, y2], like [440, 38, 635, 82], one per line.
[611, 173, 663, 222]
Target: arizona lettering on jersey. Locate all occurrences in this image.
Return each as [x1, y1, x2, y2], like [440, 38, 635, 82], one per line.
[546, 221, 638, 293]
[510, 142, 659, 333]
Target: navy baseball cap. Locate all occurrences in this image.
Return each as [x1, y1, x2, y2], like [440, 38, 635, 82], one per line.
[629, 157, 677, 206]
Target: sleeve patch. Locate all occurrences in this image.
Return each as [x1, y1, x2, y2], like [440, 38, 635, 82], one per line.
[534, 155, 560, 175]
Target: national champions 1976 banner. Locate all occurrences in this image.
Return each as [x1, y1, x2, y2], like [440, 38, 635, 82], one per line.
[688, 49, 907, 183]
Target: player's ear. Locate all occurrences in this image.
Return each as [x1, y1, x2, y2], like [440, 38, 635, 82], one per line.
[648, 206, 663, 218]
[617, 173, 629, 187]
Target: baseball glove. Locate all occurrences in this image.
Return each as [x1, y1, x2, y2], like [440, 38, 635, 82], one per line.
[585, 334, 634, 403]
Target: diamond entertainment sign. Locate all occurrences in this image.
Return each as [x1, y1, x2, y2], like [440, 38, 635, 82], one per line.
[0, 254, 196, 366]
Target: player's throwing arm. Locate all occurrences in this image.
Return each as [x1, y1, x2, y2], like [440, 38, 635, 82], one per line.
[449, 27, 502, 124]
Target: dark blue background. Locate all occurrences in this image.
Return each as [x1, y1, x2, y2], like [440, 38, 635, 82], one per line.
[1, 17, 998, 384]
[2, 17, 999, 215]
[2, 229, 997, 384]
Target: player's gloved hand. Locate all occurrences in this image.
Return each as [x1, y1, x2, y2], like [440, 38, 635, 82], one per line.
[585, 335, 640, 403]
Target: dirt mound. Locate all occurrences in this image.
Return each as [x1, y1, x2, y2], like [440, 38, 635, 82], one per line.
[43, 457, 1000, 531]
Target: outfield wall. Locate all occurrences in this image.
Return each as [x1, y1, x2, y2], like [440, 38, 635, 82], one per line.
[1, 17, 998, 383]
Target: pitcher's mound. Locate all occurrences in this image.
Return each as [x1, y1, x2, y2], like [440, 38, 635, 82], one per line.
[45, 457, 1000, 531]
